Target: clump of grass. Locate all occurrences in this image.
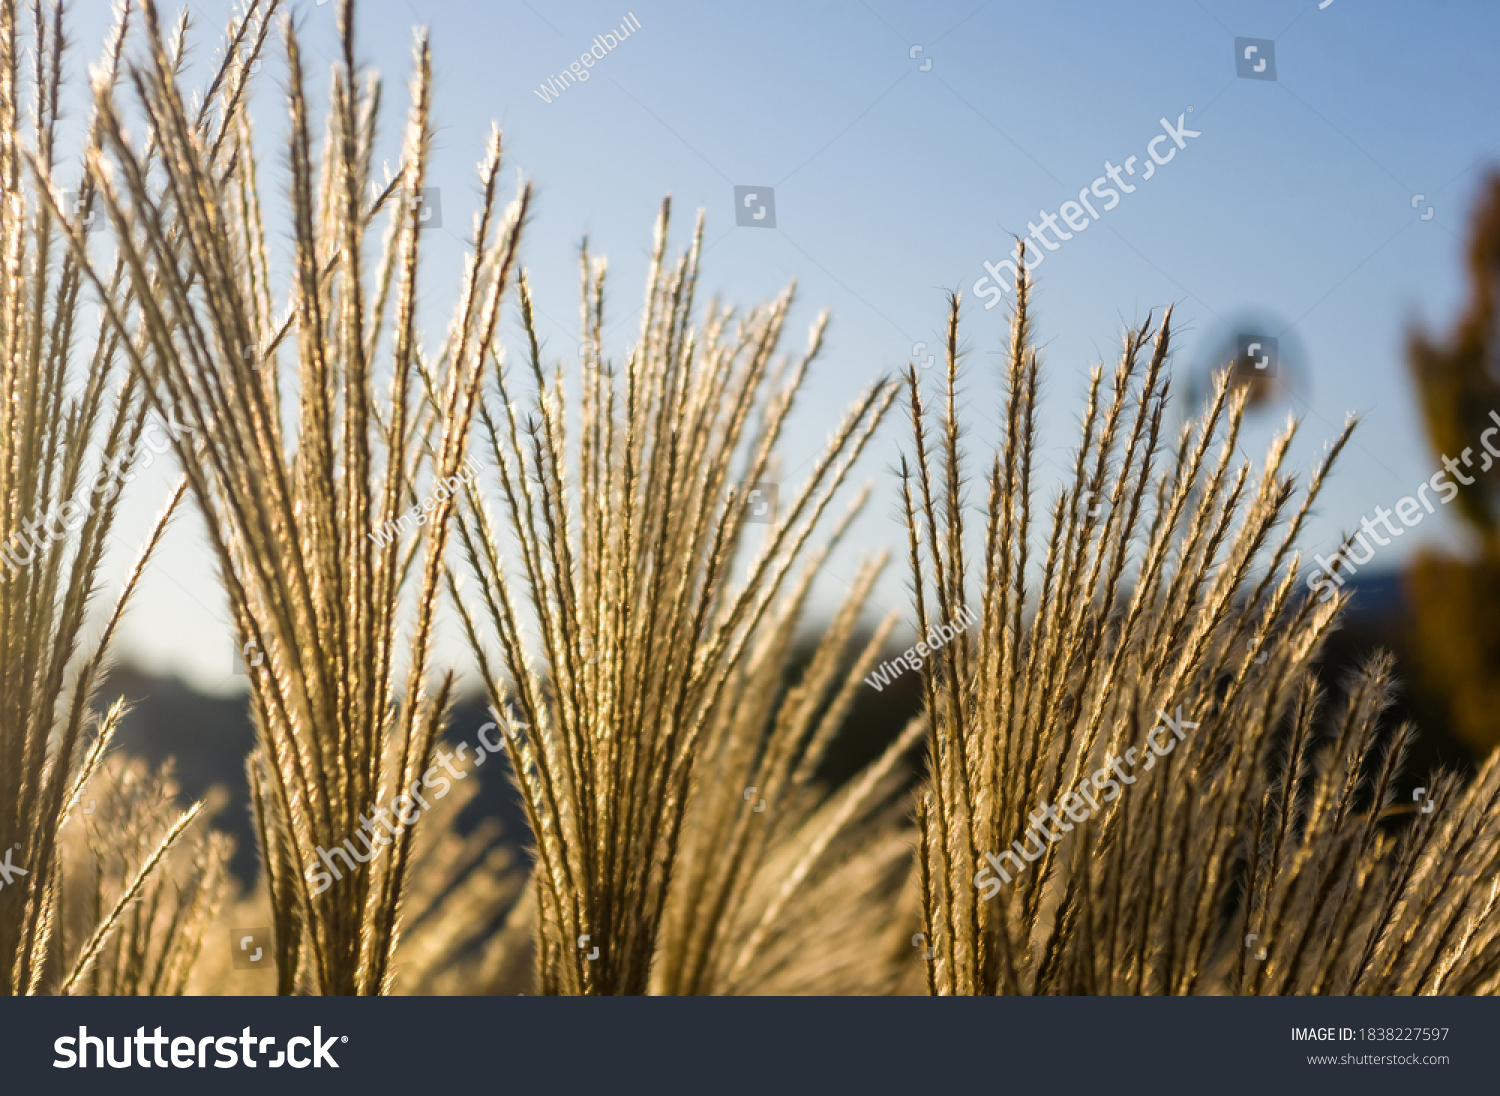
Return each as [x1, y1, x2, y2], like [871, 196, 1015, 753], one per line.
[63, 0, 529, 994]
[1, 0, 208, 997]
[651, 528, 922, 996]
[58, 756, 229, 996]
[453, 201, 902, 994]
[906, 264, 1500, 995]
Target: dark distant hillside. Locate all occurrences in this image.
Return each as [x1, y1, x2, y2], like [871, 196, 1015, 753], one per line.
[102, 667, 531, 888]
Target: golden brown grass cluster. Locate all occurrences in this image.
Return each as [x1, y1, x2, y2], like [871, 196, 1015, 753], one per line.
[1, 0, 213, 996]
[450, 203, 918, 994]
[61, 0, 528, 994]
[907, 269, 1500, 995]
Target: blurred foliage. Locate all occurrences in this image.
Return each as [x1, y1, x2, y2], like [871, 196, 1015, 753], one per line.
[1406, 173, 1500, 755]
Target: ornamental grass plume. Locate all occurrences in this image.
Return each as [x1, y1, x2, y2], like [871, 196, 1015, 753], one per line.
[57, 756, 228, 996]
[0, 0, 209, 997]
[451, 201, 905, 994]
[907, 260, 1500, 996]
[52, 0, 529, 994]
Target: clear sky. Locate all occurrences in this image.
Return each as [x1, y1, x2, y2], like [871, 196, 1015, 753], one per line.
[55, 0, 1500, 693]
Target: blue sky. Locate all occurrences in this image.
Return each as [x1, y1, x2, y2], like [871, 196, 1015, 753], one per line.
[61, 0, 1500, 691]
